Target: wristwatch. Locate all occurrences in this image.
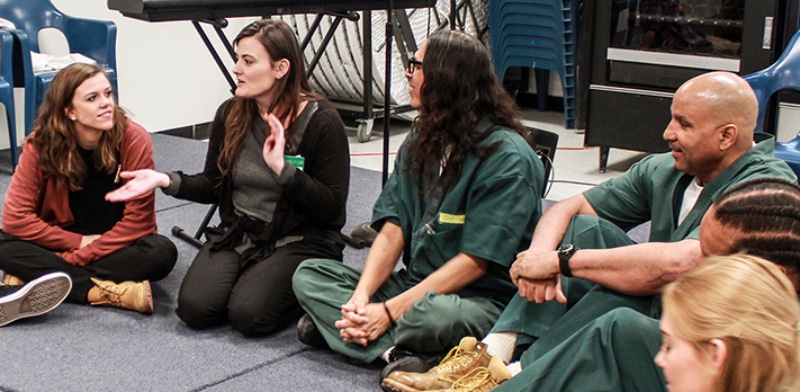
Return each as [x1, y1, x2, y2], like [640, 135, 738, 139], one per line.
[557, 244, 579, 277]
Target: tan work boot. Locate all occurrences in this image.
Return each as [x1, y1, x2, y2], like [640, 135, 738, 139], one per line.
[447, 355, 510, 392]
[87, 278, 153, 314]
[382, 337, 492, 392]
[2, 273, 25, 286]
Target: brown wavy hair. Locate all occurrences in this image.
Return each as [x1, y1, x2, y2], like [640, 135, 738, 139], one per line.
[28, 63, 126, 191]
[217, 19, 321, 177]
[406, 29, 523, 190]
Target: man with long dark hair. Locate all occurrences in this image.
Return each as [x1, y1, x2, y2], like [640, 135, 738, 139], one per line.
[292, 30, 544, 381]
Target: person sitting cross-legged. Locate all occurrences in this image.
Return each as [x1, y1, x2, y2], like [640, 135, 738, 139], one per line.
[0, 63, 177, 315]
[292, 29, 544, 380]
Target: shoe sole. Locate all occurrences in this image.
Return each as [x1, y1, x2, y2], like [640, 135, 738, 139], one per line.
[0, 272, 71, 327]
[380, 379, 425, 392]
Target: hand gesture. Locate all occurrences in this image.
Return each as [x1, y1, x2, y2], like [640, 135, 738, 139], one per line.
[105, 169, 169, 202]
[262, 113, 286, 175]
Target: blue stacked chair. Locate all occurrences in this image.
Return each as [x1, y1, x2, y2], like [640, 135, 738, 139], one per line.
[488, 0, 577, 128]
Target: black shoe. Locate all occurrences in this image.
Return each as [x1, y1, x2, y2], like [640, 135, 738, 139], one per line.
[379, 348, 445, 390]
[296, 313, 328, 349]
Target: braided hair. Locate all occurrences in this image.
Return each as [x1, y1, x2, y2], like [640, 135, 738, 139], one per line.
[711, 177, 800, 272]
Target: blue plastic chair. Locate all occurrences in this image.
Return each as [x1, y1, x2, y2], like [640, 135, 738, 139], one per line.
[743, 29, 800, 177]
[0, 29, 18, 168]
[0, 0, 117, 136]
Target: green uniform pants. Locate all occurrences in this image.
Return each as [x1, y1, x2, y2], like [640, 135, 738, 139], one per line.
[492, 215, 660, 347]
[292, 258, 503, 363]
[495, 308, 666, 392]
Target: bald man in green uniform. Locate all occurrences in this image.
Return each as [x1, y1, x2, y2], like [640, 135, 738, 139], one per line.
[382, 71, 797, 392]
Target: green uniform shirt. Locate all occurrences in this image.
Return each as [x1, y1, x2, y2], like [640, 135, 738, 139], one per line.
[372, 120, 544, 305]
[584, 133, 796, 242]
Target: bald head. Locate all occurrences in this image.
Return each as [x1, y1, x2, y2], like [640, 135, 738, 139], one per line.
[677, 71, 758, 145]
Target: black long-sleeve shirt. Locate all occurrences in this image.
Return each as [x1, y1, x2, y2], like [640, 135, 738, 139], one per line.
[167, 98, 350, 243]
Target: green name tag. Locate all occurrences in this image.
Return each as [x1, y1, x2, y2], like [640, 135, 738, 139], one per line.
[286, 155, 305, 171]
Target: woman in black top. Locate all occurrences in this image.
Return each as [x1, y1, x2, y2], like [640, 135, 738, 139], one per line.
[107, 19, 350, 336]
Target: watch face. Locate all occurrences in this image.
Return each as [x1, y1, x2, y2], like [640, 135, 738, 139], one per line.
[558, 244, 574, 253]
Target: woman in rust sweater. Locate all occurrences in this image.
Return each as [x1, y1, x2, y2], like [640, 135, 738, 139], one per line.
[0, 63, 176, 314]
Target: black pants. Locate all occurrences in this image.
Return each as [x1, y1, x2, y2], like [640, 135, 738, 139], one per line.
[175, 235, 342, 337]
[0, 232, 177, 303]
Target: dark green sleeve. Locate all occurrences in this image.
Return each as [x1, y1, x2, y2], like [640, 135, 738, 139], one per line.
[583, 154, 662, 232]
[371, 134, 416, 242]
[460, 134, 543, 267]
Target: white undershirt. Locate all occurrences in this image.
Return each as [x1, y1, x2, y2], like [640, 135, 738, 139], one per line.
[678, 177, 703, 225]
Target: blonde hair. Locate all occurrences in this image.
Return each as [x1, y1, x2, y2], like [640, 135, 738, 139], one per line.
[662, 254, 800, 392]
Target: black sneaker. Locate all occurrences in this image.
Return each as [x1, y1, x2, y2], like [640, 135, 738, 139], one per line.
[379, 348, 445, 390]
[296, 313, 328, 349]
[0, 272, 71, 327]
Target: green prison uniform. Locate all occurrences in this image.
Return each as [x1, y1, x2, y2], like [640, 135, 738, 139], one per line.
[495, 308, 666, 392]
[292, 120, 544, 363]
[489, 133, 795, 386]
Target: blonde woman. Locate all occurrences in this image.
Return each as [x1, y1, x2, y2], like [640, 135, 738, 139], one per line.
[656, 254, 800, 392]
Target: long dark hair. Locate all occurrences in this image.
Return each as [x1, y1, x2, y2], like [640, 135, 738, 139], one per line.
[29, 63, 126, 191]
[406, 29, 523, 190]
[218, 19, 321, 177]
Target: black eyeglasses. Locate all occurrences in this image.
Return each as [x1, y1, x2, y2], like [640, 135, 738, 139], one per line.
[407, 58, 423, 74]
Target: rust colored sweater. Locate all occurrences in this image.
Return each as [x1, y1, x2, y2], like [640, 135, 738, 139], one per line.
[2, 119, 157, 266]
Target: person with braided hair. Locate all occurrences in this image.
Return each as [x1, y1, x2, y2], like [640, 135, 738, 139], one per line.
[698, 177, 800, 289]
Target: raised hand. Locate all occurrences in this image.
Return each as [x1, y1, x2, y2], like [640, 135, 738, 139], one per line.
[262, 113, 286, 175]
[105, 169, 170, 202]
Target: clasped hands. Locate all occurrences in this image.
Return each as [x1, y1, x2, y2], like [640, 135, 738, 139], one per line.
[510, 248, 567, 304]
[335, 294, 393, 346]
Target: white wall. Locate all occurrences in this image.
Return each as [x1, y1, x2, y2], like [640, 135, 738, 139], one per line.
[2, 0, 258, 150]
